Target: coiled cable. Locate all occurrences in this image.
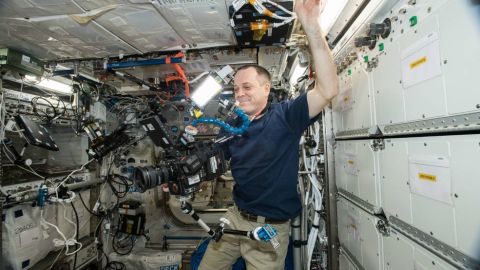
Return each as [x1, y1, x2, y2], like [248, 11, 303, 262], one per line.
[191, 107, 250, 135]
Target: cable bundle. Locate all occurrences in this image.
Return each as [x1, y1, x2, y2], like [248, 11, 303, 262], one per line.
[300, 121, 326, 269]
[191, 107, 250, 135]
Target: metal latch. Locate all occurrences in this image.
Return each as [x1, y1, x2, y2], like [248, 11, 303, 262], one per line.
[370, 138, 385, 151]
[376, 219, 390, 236]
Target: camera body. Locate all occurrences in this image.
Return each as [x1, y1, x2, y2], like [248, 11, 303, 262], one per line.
[132, 141, 226, 196]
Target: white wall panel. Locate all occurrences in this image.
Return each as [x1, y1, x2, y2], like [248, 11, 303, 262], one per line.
[398, 13, 446, 121]
[379, 139, 412, 223]
[383, 230, 457, 270]
[352, 66, 375, 130]
[379, 135, 480, 259]
[337, 198, 350, 250]
[339, 252, 358, 270]
[372, 42, 405, 126]
[359, 211, 383, 270]
[336, 140, 380, 207]
[337, 198, 383, 270]
[332, 61, 375, 133]
[408, 139, 456, 247]
[447, 138, 480, 258]
[414, 249, 456, 270]
[383, 230, 415, 270]
[332, 1, 480, 269]
[438, 1, 480, 115]
[335, 141, 360, 196]
[337, 135, 480, 266]
[356, 141, 380, 207]
[335, 142, 348, 192]
[335, 0, 480, 131]
[337, 198, 362, 262]
[347, 203, 362, 261]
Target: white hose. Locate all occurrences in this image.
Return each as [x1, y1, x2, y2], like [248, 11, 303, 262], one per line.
[300, 121, 324, 269]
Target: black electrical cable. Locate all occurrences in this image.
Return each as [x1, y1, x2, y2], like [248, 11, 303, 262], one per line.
[31, 96, 57, 123]
[70, 202, 80, 270]
[112, 232, 135, 256]
[53, 98, 67, 120]
[106, 178, 126, 198]
[101, 249, 110, 269]
[107, 174, 131, 198]
[111, 174, 132, 188]
[104, 159, 127, 198]
[104, 261, 126, 270]
[78, 191, 101, 217]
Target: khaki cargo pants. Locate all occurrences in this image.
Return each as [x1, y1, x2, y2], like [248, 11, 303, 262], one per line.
[198, 206, 290, 270]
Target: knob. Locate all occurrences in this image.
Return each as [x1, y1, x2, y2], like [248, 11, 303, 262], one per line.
[354, 36, 377, 50]
[368, 18, 392, 38]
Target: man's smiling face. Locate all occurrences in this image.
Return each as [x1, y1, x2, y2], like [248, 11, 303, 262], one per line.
[233, 67, 270, 116]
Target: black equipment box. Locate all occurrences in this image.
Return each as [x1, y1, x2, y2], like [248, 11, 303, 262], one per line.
[140, 115, 175, 148]
[14, 115, 59, 151]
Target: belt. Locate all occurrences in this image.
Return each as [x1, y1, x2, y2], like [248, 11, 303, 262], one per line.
[237, 208, 289, 224]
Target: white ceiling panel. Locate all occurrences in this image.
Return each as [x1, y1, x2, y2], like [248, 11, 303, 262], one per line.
[0, 0, 238, 60]
[151, 0, 236, 48]
[0, 0, 82, 18]
[0, 14, 140, 60]
[0, 0, 298, 69]
[0, 21, 57, 59]
[0, 18, 77, 59]
[82, 5, 185, 52]
[30, 16, 140, 59]
[73, 0, 153, 11]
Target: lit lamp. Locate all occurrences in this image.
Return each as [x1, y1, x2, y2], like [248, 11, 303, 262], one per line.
[190, 65, 234, 108]
[37, 78, 73, 94]
[25, 74, 73, 94]
[289, 64, 307, 86]
[190, 75, 223, 108]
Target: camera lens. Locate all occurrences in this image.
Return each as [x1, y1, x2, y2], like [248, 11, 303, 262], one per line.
[133, 166, 155, 192]
[132, 166, 170, 192]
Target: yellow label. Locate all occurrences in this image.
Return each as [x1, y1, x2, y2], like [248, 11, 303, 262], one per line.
[193, 109, 203, 118]
[418, 172, 436, 182]
[410, 56, 427, 69]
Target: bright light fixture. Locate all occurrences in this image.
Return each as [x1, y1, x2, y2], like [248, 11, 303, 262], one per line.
[24, 74, 38, 81]
[191, 76, 222, 107]
[290, 64, 307, 86]
[37, 78, 73, 94]
[320, 0, 349, 33]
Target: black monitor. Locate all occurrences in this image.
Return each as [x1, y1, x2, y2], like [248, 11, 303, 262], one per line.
[14, 115, 59, 151]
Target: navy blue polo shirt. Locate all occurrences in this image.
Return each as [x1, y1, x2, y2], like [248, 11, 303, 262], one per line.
[220, 93, 314, 220]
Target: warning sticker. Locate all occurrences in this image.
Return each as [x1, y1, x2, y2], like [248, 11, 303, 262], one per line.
[410, 57, 427, 69]
[418, 172, 436, 182]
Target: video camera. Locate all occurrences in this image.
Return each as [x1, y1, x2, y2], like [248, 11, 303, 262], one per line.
[132, 116, 227, 196]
